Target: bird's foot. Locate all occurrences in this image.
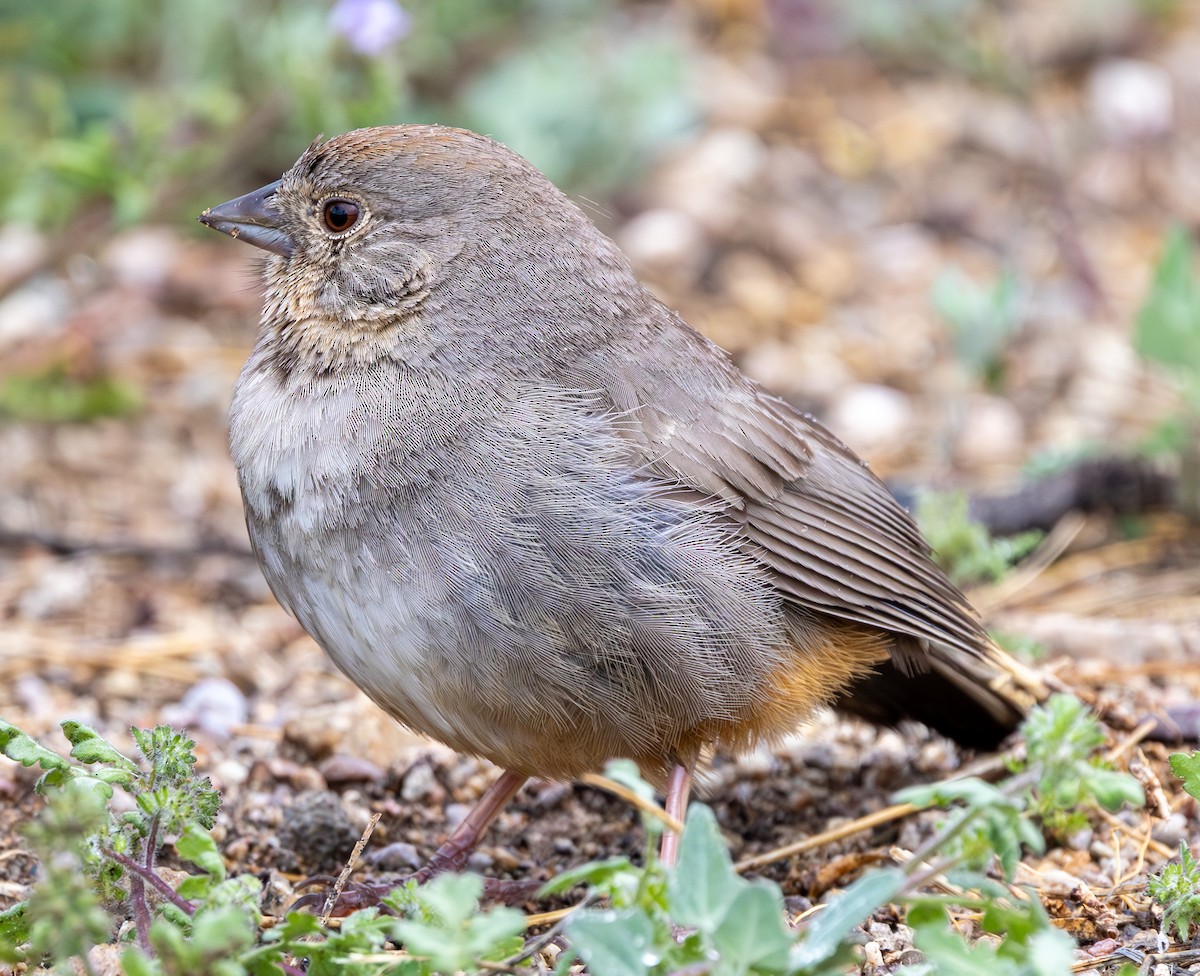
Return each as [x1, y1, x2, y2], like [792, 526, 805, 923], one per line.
[290, 848, 541, 916]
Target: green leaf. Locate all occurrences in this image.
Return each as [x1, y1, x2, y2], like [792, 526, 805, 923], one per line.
[176, 822, 226, 882]
[61, 721, 137, 772]
[1148, 841, 1200, 943]
[603, 758, 665, 836]
[465, 907, 526, 959]
[119, 947, 163, 976]
[1024, 928, 1078, 976]
[566, 908, 656, 976]
[1087, 767, 1145, 811]
[1136, 226, 1200, 377]
[1169, 752, 1200, 801]
[710, 881, 794, 973]
[416, 871, 481, 927]
[795, 867, 905, 965]
[274, 911, 323, 940]
[540, 856, 634, 897]
[897, 777, 1009, 811]
[0, 902, 29, 963]
[669, 804, 742, 930]
[0, 720, 71, 776]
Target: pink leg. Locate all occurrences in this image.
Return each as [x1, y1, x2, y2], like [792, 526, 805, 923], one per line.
[295, 768, 531, 915]
[659, 762, 693, 866]
[419, 768, 528, 879]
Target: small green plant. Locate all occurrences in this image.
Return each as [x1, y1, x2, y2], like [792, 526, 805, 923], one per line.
[1018, 694, 1145, 836]
[899, 695, 1143, 871]
[0, 698, 1143, 974]
[1147, 751, 1200, 949]
[915, 489, 1043, 586]
[0, 366, 141, 422]
[931, 265, 1022, 390]
[1136, 225, 1200, 519]
[1168, 750, 1200, 801]
[1148, 842, 1200, 948]
[1136, 227, 1200, 407]
[0, 721, 525, 973]
[4, 0, 696, 230]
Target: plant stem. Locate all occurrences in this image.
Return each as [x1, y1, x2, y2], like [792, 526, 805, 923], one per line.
[128, 842, 153, 952]
[103, 847, 196, 916]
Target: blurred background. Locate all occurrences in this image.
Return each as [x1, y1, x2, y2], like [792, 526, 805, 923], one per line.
[0, 0, 1197, 770]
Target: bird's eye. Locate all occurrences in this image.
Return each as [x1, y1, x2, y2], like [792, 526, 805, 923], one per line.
[322, 199, 360, 234]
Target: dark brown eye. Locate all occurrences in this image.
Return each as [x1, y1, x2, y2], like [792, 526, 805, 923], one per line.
[322, 199, 360, 234]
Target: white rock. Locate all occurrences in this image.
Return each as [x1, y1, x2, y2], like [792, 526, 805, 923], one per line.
[0, 224, 48, 291]
[0, 277, 69, 348]
[101, 227, 183, 291]
[953, 393, 1025, 470]
[17, 560, 92, 620]
[1089, 58, 1173, 142]
[824, 383, 914, 457]
[655, 127, 766, 234]
[617, 208, 707, 281]
[162, 677, 249, 740]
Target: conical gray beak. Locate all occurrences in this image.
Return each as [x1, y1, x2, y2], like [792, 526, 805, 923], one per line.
[198, 179, 294, 256]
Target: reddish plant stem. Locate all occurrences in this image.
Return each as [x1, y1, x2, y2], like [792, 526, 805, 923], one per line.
[102, 847, 196, 916]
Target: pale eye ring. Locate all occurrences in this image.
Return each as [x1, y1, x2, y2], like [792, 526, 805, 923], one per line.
[322, 198, 361, 234]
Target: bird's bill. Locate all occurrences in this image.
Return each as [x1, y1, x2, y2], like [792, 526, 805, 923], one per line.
[198, 179, 294, 256]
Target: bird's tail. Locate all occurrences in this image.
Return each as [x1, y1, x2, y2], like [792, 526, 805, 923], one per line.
[835, 641, 1049, 751]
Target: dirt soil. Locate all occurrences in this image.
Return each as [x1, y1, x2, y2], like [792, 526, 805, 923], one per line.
[2, 1, 1200, 972]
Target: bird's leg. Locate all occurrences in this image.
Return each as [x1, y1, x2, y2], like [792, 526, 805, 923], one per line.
[294, 768, 531, 914]
[415, 769, 528, 880]
[659, 762, 693, 866]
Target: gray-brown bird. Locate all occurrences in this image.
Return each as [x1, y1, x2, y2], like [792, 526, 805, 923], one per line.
[200, 125, 1036, 886]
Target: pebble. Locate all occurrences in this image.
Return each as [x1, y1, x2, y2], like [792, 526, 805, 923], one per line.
[445, 803, 471, 829]
[101, 227, 182, 292]
[1089, 59, 1173, 143]
[266, 758, 327, 793]
[161, 677, 248, 740]
[953, 393, 1025, 471]
[466, 850, 494, 871]
[1150, 812, 1187, 848]
[1065, 827, 1094, 852]
[532, 781, 569, 808]
[368, 841, 422, 870]
[655, 127, 766, 234]
[617, 208, 707, 284]
[17, 560, 92, 620]
[0, 276, 69, 349]
[319, 753, 385, 785]
[824, 383, 915, 458]
[400, 762, 440, 803]
[212, 758, 249, 788]
[0, 224, 47, 293]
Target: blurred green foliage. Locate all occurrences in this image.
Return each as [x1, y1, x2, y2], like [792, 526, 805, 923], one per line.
[0, 0, 697, 230]
[931, 265, 1022, 391]
[0, 366, 141, 422]
[1135, 225, 1200, 518]
[1136, 226, 1200, 410]
[915, 489, 1042, 586]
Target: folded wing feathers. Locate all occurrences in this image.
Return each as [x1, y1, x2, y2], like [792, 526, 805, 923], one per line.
[638, 383, 991, 664]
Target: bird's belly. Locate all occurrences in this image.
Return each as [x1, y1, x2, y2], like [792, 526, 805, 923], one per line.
[247, 518, 483, 749]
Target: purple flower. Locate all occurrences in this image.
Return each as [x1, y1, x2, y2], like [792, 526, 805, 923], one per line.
[330, 0, 410, 56]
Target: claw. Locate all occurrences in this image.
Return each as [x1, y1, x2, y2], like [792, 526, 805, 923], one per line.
[290, 877, 405, 916]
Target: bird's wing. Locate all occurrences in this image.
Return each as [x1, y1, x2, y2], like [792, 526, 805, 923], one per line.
[605, 326, 988, 662]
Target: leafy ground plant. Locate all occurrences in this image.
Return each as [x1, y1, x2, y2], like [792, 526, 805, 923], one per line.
[915, 488, 1043, 587]
[1146, 751, 1200, 950]
[0, 695, 1144, 974]
[1135, 225, 1200, 519]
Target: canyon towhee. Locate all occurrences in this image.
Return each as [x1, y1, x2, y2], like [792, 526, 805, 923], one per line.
[200, 125, 1037, 883]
